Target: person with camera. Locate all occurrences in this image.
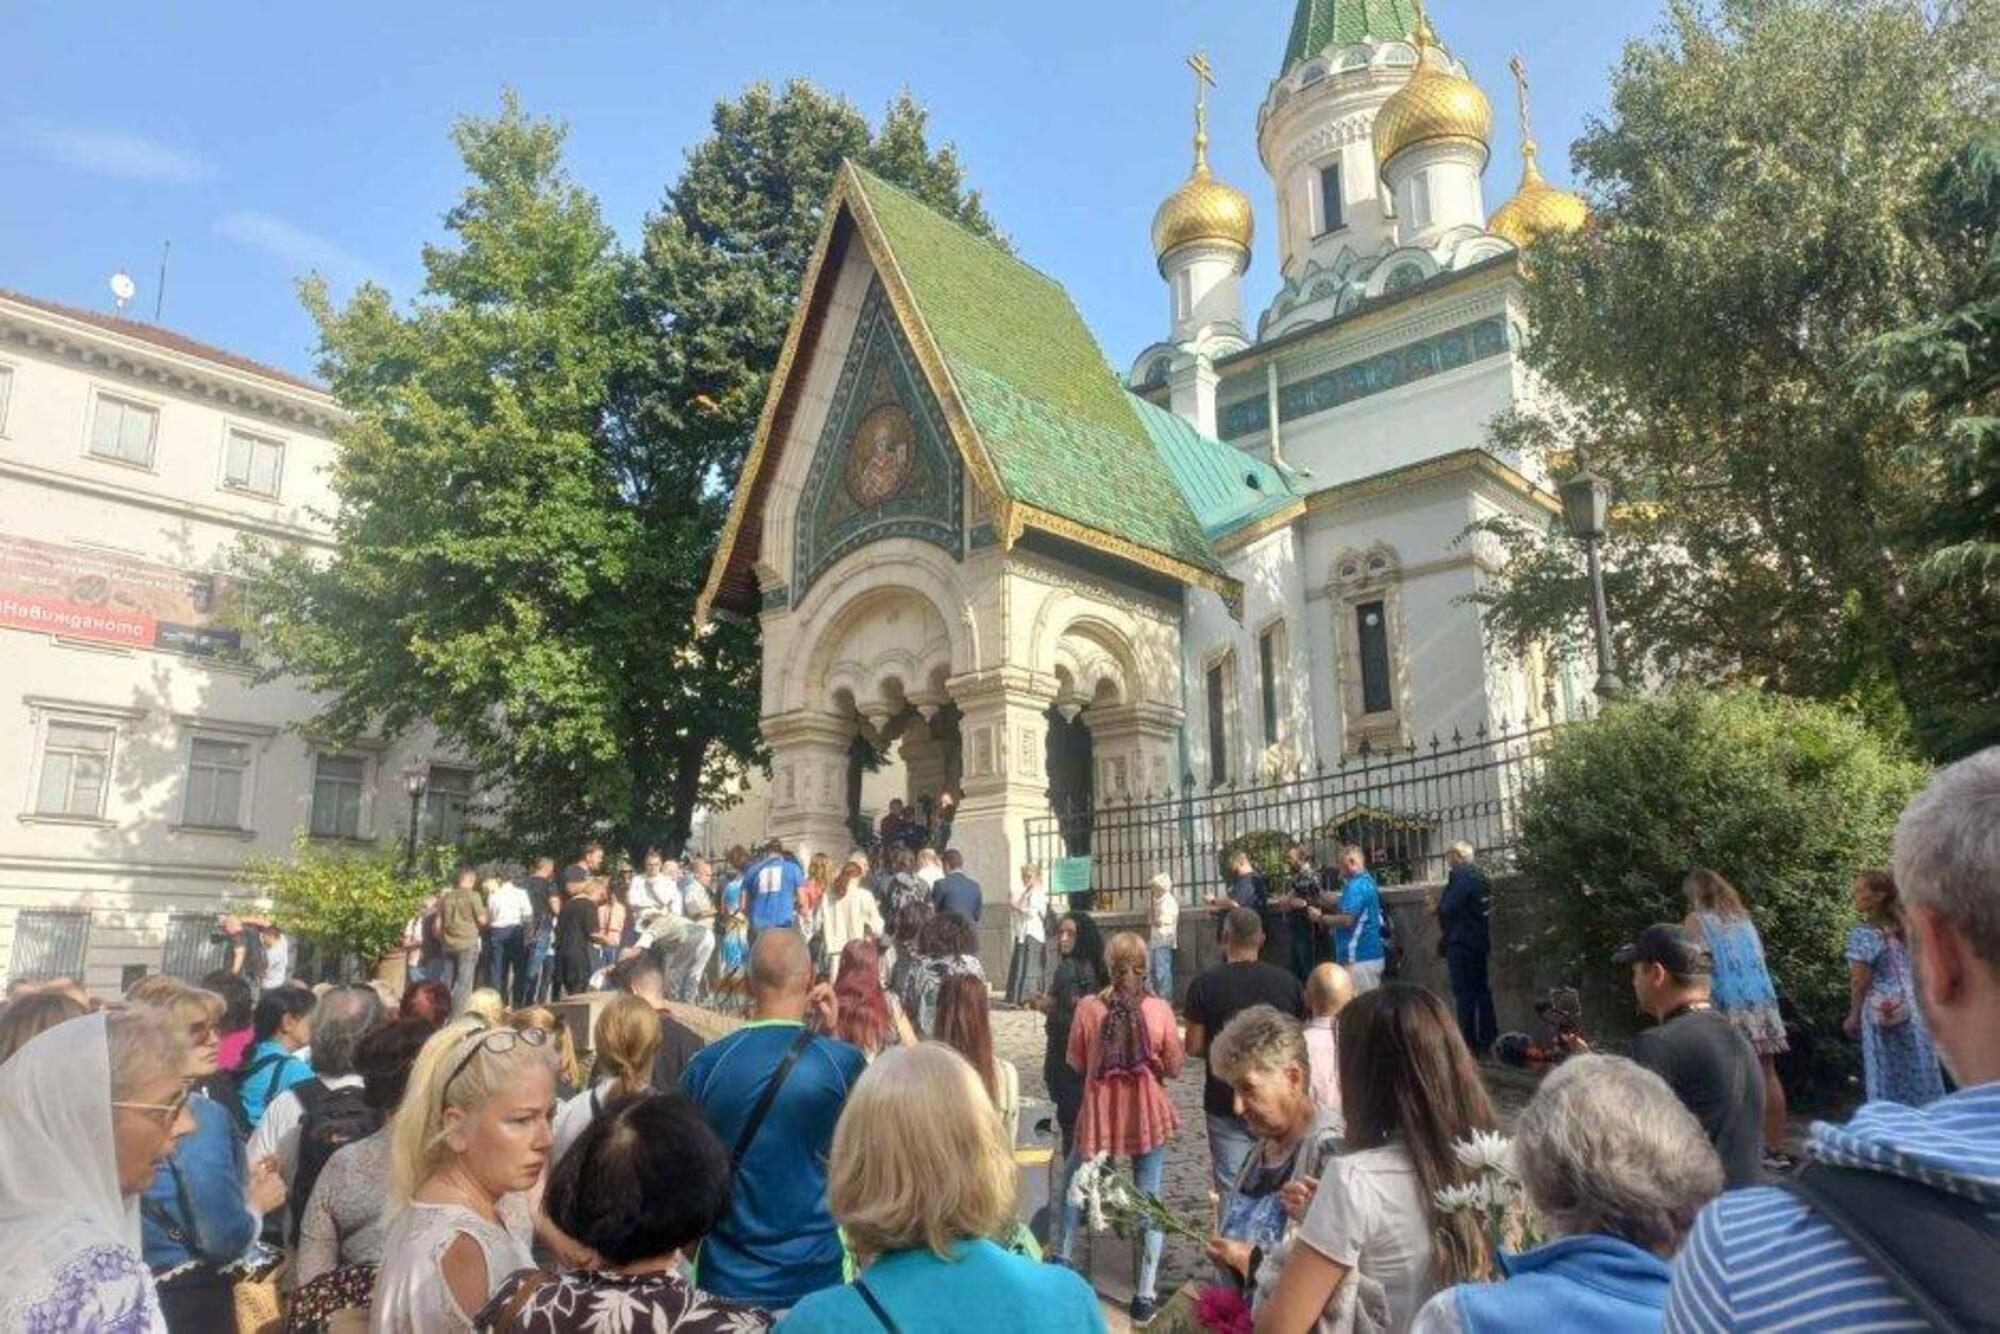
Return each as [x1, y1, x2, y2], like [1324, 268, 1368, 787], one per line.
[1614, 923, 1764, 1189]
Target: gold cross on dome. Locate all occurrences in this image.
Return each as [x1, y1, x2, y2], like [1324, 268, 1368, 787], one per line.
[1508, 53, 1534, 144]
[1187, 49, 1217, 167]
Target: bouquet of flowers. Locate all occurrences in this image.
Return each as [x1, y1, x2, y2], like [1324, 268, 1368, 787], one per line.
[1431, 1130, 1541, 1280]
[1066, 1153, 1207, 1244]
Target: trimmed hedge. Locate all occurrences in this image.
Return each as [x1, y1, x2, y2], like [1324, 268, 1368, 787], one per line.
[1519, 689, 1926, 1071]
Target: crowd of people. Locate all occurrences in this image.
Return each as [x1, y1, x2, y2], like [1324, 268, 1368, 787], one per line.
[0, 746, 1994, 1333]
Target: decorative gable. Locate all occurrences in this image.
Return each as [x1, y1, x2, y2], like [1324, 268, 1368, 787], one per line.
[793, 280, 964, 600]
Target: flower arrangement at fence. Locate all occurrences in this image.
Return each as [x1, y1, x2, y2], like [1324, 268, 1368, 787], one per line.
[1431, 1130, 1541, 1281]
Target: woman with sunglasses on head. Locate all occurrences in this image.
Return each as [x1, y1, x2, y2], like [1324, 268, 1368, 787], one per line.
[0, 1008, 194, 1333]
[372, 1016, 558, 1333]
[126, 978, 286, 1331]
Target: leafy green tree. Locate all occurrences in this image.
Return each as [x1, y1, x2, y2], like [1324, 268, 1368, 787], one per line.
[1476, 0, 1999, 756]
[1518, 689, 1927, 1076]
[240, 85, 993, 855]
[242, 835, 442, 967]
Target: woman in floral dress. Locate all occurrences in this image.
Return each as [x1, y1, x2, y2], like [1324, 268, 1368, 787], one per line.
[1843, 869, 1946, 1106]
[1683, 868, 1792, 1162]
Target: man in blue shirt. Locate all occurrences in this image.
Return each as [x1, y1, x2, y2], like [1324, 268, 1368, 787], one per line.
[681, 928, 865, 1310]
[930, 848, 983, 922]
[1323, 845, 1385, 992]
[1665, 748, 2000, 1331]
[741, 838, 804, 937]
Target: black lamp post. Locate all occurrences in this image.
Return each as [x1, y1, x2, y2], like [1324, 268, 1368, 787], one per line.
[1558, 452, 1625, 700]
[401, 761, 429, 876]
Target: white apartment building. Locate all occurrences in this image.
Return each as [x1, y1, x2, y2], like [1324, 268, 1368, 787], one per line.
[0, 290, 463, 997]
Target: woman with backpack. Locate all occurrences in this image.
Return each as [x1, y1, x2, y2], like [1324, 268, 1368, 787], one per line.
[551, 994, 661, 1164]
[1057, 930, 1186, 1324]
[237, 984, 315, 1129]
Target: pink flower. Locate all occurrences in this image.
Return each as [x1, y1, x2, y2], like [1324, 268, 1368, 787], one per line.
[1194, 1282, 1254, 1334]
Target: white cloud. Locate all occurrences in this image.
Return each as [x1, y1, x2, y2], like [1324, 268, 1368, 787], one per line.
[16, 119, 214, 184]
[214, 210, 384, 290]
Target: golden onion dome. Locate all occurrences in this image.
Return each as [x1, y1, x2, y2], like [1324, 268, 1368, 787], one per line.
[1152, 144, 1255, 267]
[1372, 13, 1492, 173]
[1488, 141, 1589, 248]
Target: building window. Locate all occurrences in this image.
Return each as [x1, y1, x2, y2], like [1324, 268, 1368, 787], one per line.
[1259, 623, 1285, 746]
[1318, 162, 1345, 234]
[222, 428, 284, 497]
[160, 913, 229, 980]
[310, 754, 367, 839]
[1356, 600, 1393, 715]
[0, 364, 14, 434]
[9, 909, 90, 983]
[183, 736, 252, 829]
[1206, 653, 1236, 788]
[35, 720, 114, 818]
[1408, 171, 1433, 232]
[87, 393, 159, 467]
[423, 765, 475, 845]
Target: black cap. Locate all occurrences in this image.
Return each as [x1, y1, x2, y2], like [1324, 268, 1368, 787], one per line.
[1612, 923, 1713, 975]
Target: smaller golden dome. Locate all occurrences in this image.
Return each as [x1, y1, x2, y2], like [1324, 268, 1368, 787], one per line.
[1488, 142, 1589, 248]
[1373, 15, 1492, 173]
[1152, 163, 1255, 266]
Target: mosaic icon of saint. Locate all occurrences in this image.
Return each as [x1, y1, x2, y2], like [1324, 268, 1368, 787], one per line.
[845, 402, 915, 507]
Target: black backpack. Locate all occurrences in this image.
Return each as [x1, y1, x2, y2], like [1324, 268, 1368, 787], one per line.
[290, 1079, 382, 1236]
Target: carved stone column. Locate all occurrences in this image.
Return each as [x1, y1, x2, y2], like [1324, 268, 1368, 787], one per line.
[760, 710, 856, 866]
[945, 666, 1060, 975]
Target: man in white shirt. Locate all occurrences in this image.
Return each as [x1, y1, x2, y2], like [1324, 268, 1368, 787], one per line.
[660, 857, 716, 1002]
[484, 874, 534, 1005]
[257, 921, 291, 992]
[245, 985, 382, 1234]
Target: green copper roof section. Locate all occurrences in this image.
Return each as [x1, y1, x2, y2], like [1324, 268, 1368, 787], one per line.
[1282, 0, 1417, 76]
[1128, 394, 1299, 542]
[848, 164, 1224, 576]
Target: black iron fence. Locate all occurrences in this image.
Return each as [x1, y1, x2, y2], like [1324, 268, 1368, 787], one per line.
[1026, 717, 1564, 915]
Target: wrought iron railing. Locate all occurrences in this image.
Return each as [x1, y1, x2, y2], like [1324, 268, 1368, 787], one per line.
[1026, 717, 1565, 915]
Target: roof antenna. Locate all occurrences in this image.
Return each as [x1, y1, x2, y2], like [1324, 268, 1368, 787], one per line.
[109, 269, 135, 314]
[154, 240, 171, 322]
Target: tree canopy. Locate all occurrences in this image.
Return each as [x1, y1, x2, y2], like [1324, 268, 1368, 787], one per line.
[1476, 0, 1999, 758]
[240, 83, 992, 856]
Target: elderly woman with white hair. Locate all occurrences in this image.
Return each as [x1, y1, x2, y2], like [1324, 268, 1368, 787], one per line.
[1411, 1054, 1725, 1333]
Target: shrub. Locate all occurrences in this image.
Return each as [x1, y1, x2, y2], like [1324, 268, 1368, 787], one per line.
[1219, 829, 1291, 887]
[240, 834, 449, 968]
[1519, 689, 1926, 1076]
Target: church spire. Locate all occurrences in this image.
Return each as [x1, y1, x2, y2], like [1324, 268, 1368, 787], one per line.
[1152, 49, 1254, 266]
[1281, 0, 1419, 78]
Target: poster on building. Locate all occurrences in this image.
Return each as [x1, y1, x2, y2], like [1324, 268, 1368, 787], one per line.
[0, 535, 242, 657]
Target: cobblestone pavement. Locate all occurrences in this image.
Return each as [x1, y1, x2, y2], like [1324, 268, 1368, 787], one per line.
[989, 1007, 1532, 1295]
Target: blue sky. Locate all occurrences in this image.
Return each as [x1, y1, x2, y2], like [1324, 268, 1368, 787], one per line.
[1, 0, 1663, 381]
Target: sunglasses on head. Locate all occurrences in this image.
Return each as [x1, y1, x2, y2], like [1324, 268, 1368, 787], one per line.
[439, 1021, 550, 1103]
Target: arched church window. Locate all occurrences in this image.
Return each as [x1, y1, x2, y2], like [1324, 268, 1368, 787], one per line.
[1385, 262, 1424, 295]
[1145, 356, 1170, 389]
[1205, 650, 1238, 789]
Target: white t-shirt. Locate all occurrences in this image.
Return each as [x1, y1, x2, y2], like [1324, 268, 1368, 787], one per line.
[550, 1080, 620, 1165]
[628, 873, 682, 918]
[485, 881, 533, 931]
[1295, 1143, 1436, 1333]
[1012, 880, 1048, 943]
[1149, 891, 1180, 948]
[260, 933, 291, 989]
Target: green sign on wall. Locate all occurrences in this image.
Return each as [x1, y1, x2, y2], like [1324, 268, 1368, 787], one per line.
[1051, 856, 1092, 897]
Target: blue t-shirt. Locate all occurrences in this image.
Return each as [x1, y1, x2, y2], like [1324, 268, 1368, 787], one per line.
[237, 1038, 312, 1128]
[1336, 871, 1384, 965]
[743, 855, 804, 932]
[782, 1238, 1103, 1333]
[681, 1020, 867, 1308]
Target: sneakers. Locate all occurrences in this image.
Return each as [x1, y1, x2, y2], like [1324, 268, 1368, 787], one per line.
[1129, 1296, 1159, 1324]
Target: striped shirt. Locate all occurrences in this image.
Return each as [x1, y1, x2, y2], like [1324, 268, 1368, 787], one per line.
[1664, 1082, 2000, 1332]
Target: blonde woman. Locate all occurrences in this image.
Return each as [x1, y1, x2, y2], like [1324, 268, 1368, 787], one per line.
[1682, 868, 1791, 1160]
[509, 1007, 581, 1099]
[820, 859, 884, 963]
[550, 994, 659, 1163]
[461, 989, 508, 1027]
[781, 1044, 1100, 1332]
[371, 1017, 557, 1333]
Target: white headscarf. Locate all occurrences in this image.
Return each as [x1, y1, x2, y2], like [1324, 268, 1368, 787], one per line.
[0, 1012, 164, 1333]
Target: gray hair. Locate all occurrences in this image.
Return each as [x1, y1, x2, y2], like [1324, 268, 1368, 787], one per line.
[308, 985, 385, 1078]
[1209, 1005, 1309, 1084]
[1447, 840, 1475, 864]
[1514, 1055, 1723, 1255]
[106, 1009, 189, 1100]
[1894, 747, 2000, 967]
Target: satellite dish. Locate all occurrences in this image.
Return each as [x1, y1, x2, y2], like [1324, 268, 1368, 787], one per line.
[109, 271, 136, 311]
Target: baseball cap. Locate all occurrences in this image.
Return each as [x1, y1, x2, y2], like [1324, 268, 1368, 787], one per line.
[1611, 923, 1713, 975]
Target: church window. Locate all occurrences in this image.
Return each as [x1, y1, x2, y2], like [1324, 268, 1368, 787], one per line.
[1408, 172, 1433, 231]
[1318, 163, 1345, 235]
[1258, 623, 1285, 746]
[1205, 654, 1235, 788]
[1356, 601, 1393, 715]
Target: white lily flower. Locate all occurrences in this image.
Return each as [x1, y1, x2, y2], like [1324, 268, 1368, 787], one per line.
[1451, 1130, 1515, 1175]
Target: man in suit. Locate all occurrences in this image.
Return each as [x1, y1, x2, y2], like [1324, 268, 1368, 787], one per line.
[930, 848, 983, 923]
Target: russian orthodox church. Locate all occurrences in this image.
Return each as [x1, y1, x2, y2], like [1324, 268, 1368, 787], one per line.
[700, 0, 1591, 926]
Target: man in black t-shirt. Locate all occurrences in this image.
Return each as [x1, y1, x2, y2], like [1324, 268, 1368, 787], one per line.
[1184, 906, 1307, 1192]
[1616, 923, 1765, 1188]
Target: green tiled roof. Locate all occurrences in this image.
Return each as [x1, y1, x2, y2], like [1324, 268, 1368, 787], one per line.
[1128, 394, 1299, 542]
[849, 164, 1225, 577]
[1282, 0, 1416, 76]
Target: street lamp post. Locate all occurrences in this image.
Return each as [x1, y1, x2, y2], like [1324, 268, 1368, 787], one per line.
[1559, 452, 1625, 700]
[402, 762, 429, 876]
